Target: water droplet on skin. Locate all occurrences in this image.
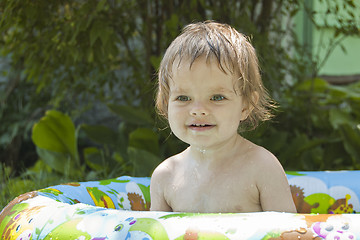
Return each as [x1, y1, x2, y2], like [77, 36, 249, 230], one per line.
[193, 168, 200, 180]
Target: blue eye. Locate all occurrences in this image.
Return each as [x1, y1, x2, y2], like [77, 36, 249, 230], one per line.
[176, 95, 191, 101]
[211, 95, 225, 101]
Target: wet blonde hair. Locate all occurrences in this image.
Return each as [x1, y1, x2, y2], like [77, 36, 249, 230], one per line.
[156, 21, 274, 131]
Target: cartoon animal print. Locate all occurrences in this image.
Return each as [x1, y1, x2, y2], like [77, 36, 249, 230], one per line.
[117, 182, 150, 211]
[290, 185, 319, 213]
[311, 217, 356, 240]
[0, 191, 38, 224]
[1, 204, 44, 240]
[127, 192, 149, 211]
[49, 213, 137, 239]
[328, 194, 356, 214]
[126, 218, 169, 240]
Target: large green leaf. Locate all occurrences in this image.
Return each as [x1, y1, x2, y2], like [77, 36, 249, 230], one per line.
[32, 110, 80, 171]
[36, 147, 81, 176]
[32, 110, 77, 156]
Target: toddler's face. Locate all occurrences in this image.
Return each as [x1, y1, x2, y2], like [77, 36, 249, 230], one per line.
[167, 57, 249, 149]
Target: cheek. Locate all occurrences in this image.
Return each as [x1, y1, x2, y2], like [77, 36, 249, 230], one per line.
[168, 113, 176, 128]
[221, 105, 243, 121]
[168, 106, 183, 126]
[167, 112, 186, 141]
[225, 120, 241, 133]
[224, 110, 244, 130]
[167, 105, 176, 120]
[168, 103, 186, 116]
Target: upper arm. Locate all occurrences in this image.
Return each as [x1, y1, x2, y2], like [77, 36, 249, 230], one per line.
[150, 161, 173, 212]
[256, 152, 296, 213]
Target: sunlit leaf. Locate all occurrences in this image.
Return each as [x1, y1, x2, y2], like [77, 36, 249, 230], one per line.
[32, 110, 77, 157]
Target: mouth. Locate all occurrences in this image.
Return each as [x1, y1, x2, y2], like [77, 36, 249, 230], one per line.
[188, 123, 215, 131]
[190, 124, 213, 127]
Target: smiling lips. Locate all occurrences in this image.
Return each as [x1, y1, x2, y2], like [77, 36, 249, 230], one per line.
[188, 123, 215, 131]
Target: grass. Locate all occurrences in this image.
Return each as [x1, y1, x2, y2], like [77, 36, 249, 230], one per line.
[0, 160, 129, 210]
[0, 163, 79, 210]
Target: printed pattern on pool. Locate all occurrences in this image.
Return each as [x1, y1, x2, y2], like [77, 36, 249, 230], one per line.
[1, 171, 360, 239]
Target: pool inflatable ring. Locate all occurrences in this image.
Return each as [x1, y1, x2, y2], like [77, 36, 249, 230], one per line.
[1, 171, 360, 239]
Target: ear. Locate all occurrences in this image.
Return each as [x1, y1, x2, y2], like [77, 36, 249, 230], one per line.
[240, 91, 259, 121]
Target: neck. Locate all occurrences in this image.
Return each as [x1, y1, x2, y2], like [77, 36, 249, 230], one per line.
[188, 134, 245, 169]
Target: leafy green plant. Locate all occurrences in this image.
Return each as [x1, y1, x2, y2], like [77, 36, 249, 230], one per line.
[245, 78, 360, 170]
[32, 110, 82, 176]
[31, 108, 164, 180]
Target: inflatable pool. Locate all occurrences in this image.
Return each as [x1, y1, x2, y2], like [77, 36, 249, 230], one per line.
[1, 171, 360, 239]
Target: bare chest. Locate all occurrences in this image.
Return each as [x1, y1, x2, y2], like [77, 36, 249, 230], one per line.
[166, 172, 261, 213]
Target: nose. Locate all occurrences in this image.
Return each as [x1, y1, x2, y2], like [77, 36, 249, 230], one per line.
[190, 102, 209, 116]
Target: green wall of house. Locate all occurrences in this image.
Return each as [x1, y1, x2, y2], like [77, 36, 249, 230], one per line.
[297, 0, 360, 77]
[314, 30, 360, 75]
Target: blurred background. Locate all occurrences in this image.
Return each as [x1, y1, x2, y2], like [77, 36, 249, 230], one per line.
[1, 0, 360, 209]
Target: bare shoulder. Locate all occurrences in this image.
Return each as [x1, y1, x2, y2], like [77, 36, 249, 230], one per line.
[255, 148, 287, 184]
[150, 153, 182, 211]
[244, 140, 284, 173]
[244, 141, 296, 212]
[151, 154, 178, 185]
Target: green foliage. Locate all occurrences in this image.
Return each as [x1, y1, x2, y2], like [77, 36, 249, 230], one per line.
[32, 110, 82, 177]
[0, 58, 49, 170]
[30, 109, 163, 179]
[245, 78, 360, 170]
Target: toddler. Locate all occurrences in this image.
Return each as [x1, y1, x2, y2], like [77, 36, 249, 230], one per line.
[150, 21, 296, 213]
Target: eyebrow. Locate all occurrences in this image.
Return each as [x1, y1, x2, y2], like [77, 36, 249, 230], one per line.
[169, 87, 186, 94]
[207, 87, 237, 95]
[213, 87, 235, 93]
[170, 86, 236, 95]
